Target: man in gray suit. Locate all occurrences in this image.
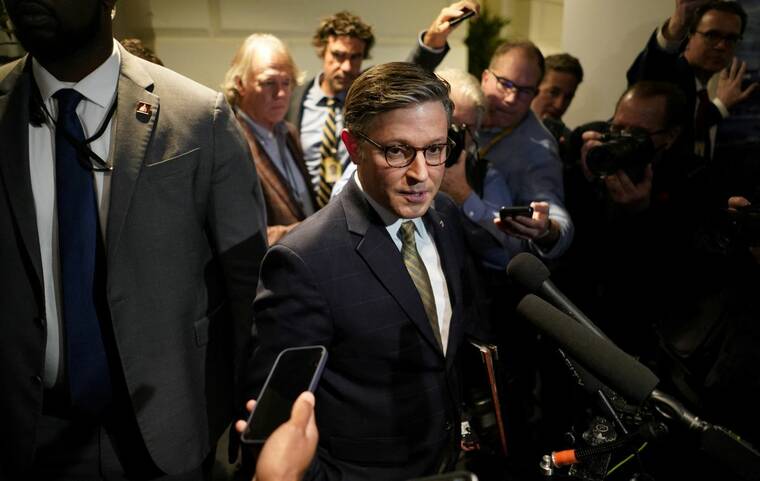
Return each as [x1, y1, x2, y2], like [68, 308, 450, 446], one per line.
[0, 0, 267, 479]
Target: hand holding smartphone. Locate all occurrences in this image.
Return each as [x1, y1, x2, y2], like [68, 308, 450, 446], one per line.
[241, 345, 328, 444]
[448, 8, 475, 28]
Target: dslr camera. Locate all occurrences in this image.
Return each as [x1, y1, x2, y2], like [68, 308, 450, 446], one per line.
[586, 125, 655, 184]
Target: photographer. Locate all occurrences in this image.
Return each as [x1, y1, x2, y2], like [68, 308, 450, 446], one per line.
[555, 81, 720, 356]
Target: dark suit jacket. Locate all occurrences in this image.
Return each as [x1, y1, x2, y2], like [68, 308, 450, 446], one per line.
[0, 46, 267, 477]
[237, 118, 316, 241]
[627, 31, 723, 158]
[248, 179, 472, 481]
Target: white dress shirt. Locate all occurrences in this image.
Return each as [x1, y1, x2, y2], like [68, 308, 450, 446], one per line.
[29, 40, 121, 388]
[355, 173, 452, 354]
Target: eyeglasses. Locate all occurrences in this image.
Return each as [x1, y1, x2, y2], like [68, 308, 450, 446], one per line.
[694, 30, 742, 47]
[609, 125, 670, 138]
[487, 69, 537, 99]
[354, 131, 455, 168]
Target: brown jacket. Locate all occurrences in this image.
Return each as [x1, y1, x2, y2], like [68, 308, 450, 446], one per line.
[237, 118, 316, 244]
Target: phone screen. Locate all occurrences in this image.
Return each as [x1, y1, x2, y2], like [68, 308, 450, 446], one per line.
[241, 345, 327, 443]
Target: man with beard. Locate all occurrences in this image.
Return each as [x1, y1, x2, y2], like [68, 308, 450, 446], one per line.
[290, 1, 480, 207]
[627, 0, 757, 162]
[0, 0, 267, 479]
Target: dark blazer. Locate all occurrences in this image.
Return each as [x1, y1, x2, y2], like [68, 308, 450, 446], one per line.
[0, 46, 268, 477]
[237, 118, 316, 242]
[627, 31, 723, 157]
[248, 178, 472, 481]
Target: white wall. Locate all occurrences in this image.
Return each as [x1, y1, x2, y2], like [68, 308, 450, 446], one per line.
[561, 0, 673, 127]
[115, 0, 469, 91]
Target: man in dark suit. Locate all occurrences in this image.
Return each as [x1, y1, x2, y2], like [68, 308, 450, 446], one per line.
[287, 1, 480, 206]
[223, 33, 316, 244]
[627, 0, 757, 161]
[0, 0, 267, 479]
[248, 62, 475, 480]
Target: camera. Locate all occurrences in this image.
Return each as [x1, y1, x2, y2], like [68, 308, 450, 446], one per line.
[731, 204, 760, 247]
[446, 123, 467, 168]
[586, 127, 654, 184]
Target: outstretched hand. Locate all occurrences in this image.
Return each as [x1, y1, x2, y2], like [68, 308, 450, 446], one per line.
[717, 58, 759, 111]
[422, 1, 481, 49]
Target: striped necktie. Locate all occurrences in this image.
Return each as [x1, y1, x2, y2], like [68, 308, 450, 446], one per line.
[316, 97, 340, 207]
[399, 221, 443, 350]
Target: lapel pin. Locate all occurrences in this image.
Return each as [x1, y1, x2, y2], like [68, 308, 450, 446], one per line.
[136, 101, 153, 122]
[439, 219, 445, 228]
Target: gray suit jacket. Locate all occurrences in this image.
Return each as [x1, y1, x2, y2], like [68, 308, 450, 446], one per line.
[0, 45, 267, 476]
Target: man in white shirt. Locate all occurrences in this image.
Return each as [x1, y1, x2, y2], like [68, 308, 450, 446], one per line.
[0, 0, 267, 478]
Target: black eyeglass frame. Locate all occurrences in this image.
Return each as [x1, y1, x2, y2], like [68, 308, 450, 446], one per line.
[353, 131, 456, 168]
[486, 69, 538, 99]
[693, 30, 742, 48]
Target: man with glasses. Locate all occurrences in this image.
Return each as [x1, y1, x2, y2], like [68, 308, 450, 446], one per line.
[479, 40, 574, 264]
[627, 0, 757, 161]
[247, 62, 477, 480]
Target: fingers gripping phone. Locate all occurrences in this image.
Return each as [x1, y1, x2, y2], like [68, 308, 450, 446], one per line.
[449, 8, 475, 28]
[499, 205, 534, 222]
[241, 345, 328, 444]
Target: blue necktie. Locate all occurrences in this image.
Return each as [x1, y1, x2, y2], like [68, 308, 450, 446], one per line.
[54, 88, 112, 415]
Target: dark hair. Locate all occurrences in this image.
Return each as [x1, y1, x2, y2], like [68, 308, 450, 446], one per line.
[545, 53, 583, 83]
[312, 11, 375, 59]
[490, 40, 545, 84]
[618, 81, 688, 130]
[344, 62, 453, 134]
[690, 1, 748, 36]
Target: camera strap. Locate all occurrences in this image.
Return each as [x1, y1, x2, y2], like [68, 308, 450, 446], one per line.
[478, 125, 515, 159]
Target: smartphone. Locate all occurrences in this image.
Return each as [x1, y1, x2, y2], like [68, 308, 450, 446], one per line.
[407, 471, 479, 481]
[499, 205, 534, 221]
[241, 345, 328, 444]
[448, 8, 475, 28]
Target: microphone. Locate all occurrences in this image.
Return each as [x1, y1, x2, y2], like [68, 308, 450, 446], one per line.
[507, 252, 608, 340]
[516, 294, 659, 405]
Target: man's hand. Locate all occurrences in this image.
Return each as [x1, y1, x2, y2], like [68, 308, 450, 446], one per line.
[235, 392, 319, 481]
[439, 150, 472, 204]
[422, 1, 481, 49]
[604, 165, 653, 213]
[728, 196, 760, 264]
[665, 0, 710, 40]
[495, 201, 560, 248]
[580, 129, 604, 181]
[717, 58, 759, 111]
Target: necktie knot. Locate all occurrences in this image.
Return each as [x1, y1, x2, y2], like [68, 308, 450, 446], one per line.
[400, 220, 417, 245]
[326, 97, 336, 108]
[54, 89, 84, 115]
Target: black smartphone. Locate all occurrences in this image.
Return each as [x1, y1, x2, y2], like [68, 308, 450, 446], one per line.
[499, 205, 534, 221]
[408, 471, 479, 481]
[448, 8, 475, 28]
[241, 345, 328, 444]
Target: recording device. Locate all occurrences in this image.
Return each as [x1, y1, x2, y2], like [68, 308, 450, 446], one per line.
[517, 294, 760, 480]
[408, 471, 478, 481]
[506, 253, 608, 340]
[241, 345, 327, 444]
[499, 206, 534, 221]
[448, 8, 475, 28]
[585, 125, 654, 184]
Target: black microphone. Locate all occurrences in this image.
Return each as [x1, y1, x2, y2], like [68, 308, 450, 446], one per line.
[516, 294, 659, 405]
[507, 252, 608, 340]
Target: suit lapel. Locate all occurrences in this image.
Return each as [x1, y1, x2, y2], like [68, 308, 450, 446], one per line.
[0, 57, 44, 284]
[343, 180, 444, 355]
[238, 119, 305, 220]
[426, 204, 463, 365]
[106, 46, 158, 257]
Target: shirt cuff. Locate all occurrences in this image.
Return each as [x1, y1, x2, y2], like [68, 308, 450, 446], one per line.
[713, 98, 730, 118]
[418, 30, 446, 54]
[656, 20, 684, 53]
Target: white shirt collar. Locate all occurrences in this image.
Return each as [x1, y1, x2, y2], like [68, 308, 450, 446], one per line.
[32, 38, 121, 108]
